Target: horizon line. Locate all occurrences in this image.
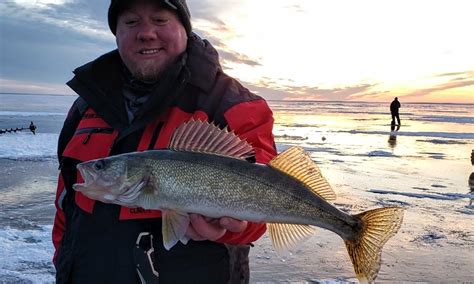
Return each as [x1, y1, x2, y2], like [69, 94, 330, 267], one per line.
[1, 92, 473, 105]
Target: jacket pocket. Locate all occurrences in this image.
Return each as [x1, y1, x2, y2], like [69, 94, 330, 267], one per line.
[62, 127, 118, 162]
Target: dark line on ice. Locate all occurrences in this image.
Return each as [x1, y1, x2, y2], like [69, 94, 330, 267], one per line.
[369, 189, 473, 201]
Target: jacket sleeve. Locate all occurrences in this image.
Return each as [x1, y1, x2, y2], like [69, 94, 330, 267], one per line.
[216, 98, 277, 245]
[52, 100, 83, 264]
[52, 175, 66, 264]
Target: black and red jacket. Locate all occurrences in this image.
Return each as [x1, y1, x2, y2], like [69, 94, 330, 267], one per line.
[52, 34, 277, 268]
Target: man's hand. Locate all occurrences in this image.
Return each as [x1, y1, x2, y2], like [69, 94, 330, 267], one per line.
[186, 214, 248, 241]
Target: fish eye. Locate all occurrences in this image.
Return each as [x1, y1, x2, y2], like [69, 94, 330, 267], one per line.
[93, 160, 106, 171]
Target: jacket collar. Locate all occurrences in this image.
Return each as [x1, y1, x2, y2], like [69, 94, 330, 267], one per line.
[68, 50, 129, 128]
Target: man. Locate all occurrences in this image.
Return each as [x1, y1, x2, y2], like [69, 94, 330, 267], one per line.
[390, 97, 401, 125]
[29, 121, 37, 135]
[52, 0, 277, 283]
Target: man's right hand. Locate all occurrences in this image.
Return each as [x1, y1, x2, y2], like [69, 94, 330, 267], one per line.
[185, 214, 248, 241]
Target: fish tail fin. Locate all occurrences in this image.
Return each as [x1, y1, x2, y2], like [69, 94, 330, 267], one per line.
[344, 207, 404, 283]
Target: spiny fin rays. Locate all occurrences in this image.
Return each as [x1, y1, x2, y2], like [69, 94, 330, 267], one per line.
[169, 119, 255, 160]
[344, 207, 404, 283]
[268, 223, 315, 254]
[268, 146, 336, 201]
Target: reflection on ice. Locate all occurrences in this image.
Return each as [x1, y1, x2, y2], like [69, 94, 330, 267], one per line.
[468, 150, 473, 206]
[468, 172, 474, 207]
[388, 123, 400, 148]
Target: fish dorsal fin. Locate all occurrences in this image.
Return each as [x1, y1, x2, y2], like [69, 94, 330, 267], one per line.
[268, 146, 336, 201]
[169, 120, 254, 160]
[268, 223, 315, 254]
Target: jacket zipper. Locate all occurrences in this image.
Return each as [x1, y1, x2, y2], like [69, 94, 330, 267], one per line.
[74, 127, 114, 144]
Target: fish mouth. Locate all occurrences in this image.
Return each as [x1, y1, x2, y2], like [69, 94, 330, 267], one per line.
[73, 162, 121, 203]
[74, 162, 97, 190]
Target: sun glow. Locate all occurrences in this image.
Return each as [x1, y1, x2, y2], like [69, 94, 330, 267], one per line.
[194, 0, 474, 103]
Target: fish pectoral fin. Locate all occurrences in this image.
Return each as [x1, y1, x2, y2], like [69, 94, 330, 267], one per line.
[134, 182, 159, 210]
[115, 179, 148, 206]
[268, 223, 315, 254]
[268, 146, 336, 201]
[162, 210, 190, 251]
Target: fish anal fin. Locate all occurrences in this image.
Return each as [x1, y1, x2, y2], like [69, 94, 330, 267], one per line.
[268, 146, 336, 201]
[344, 207, 404, 283]
[169, 120, 254, 160]
[162, 210, 190, 250]
[268, 223, 315, 254]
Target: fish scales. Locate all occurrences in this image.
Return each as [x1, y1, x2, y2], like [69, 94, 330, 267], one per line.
[135, 150, 360, 240]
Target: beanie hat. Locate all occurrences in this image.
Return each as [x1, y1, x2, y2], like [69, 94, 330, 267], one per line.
[108, 0, 192, 35]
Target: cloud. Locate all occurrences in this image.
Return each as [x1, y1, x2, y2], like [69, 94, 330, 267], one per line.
[12, 0, 73, 9]
[283, 84, 377, 101]
[349, 90, 392, 101]
[1, 0, 265, 93]
[0, 17, 113, 84]
[188, 1, 265, 68]
[193, 19, 262, 68]
[0, 78, 75, 95]
[0, 1, 115, 87]
[436, 71, 470, 77]
[1, 1, 112, 41]
[217, 50, 261, 67]
[187, 0, 222, 23]
[242, 77, 377, 101]
[435, 71, 474, 80]
[404, 71, 474, 99]
[283, 4, 305, 13]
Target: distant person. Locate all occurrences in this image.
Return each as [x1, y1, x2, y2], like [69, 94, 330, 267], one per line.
[390, 97, 401, 125]
[51, 0, 277, 283]
[29, 121, 36, 135]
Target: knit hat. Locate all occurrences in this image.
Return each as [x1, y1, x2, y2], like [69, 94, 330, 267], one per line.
[108, 0, 192, 35]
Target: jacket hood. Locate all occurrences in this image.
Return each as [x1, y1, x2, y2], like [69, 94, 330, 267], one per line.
[185, 33, 221, 93]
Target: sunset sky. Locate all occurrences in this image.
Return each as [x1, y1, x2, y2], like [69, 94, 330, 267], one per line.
[0, 0, 473, 103]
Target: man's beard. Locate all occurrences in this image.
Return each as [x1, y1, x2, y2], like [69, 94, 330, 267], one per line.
[127, 60, 165, 83]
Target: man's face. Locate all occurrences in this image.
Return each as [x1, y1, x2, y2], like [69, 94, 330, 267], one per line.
[116, 0, 188, 82]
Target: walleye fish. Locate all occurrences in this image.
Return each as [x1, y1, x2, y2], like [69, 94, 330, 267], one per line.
[74, 120, 403, 283]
